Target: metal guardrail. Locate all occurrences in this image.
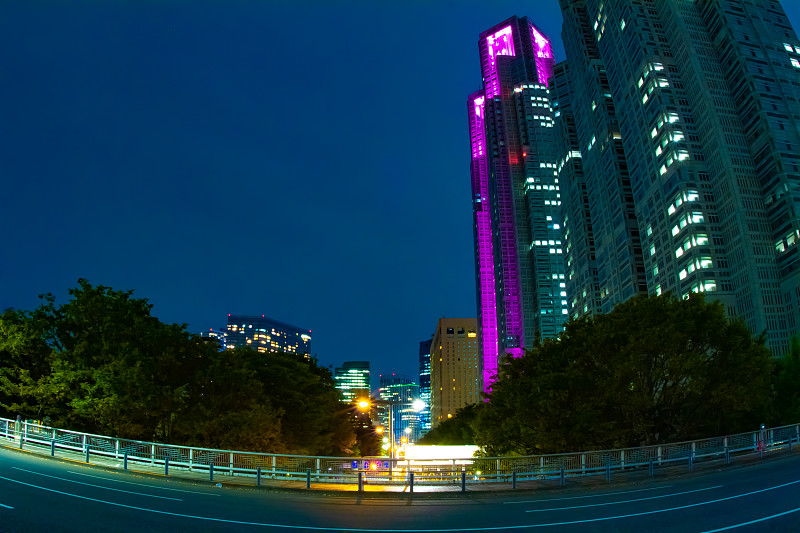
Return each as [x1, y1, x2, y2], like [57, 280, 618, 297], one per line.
[1, 417, 798, 491]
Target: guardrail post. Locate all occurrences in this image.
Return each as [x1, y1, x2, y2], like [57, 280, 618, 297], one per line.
[150, 444, 155, 465]
[210, 462, 214, 482]
[358, 471, 363, 492]
[512, 471, 517, 489]
[581, 453, 586, 475]
[657, 445, 662, 465]
[306, 469, 311, 489]
[86, 444, 90, 464]
[316, 458, 321, 481]
[689, 450, 694, 471]
[409, 471, 414, 493]
[189, 449, 193, 472]
[560, 467, 565, 486]
[51, 439, 55, 457]
[165, 456, 169, 476]
[649, 458, 654, 477]
[115, 438, 119, 460]
[620, 450, 625, 469]
[229, 452, 233, 475]
[606, 462, 611, 482]
[272, 455, 276, 479]
[124, 451, 128, 470]
[257, 467, 261, 487]
[725, 446, 730, 464]
[461, 471, 466, 492]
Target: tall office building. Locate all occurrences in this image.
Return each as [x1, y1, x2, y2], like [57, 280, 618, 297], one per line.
[469, 17, 567, 392]
[418, 339, 432, 435]
[378, 374, 421, 445]
[333, 361, 370, 402]
[553, 0, 800, 354]
[430, 318, 481, 428]
[225, 314, 312, 355]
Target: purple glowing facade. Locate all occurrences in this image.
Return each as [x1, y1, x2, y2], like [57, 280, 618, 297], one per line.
[469, 92, 499, 391]
[484, 25, 516, 99]
[469, 16, 559, 392]
[529, 21, 554, 87]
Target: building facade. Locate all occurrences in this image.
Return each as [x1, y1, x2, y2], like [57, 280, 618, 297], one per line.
[429, 318, 481, 428]
[225, 314, 312, 355]
[418, 339, 432, 436]
[554, 0, 800, 354]
[377, 374, 421, 445]
[469, 17, 567, 392]
[333, 361, 370, 403]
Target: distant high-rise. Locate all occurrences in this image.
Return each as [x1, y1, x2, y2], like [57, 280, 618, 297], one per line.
[225, 314, 312, 355]
[469, 16, 565, 392]
[378, 374, 420, 445]
[430, 318, 480, 428]
[333, 361, 370, 402]
[418, 339, 432, 435]
[553, 0, 800, 354]
[200, 328, 228, 349]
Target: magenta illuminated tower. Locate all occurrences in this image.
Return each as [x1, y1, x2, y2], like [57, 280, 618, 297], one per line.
[469, 17, 565, 393]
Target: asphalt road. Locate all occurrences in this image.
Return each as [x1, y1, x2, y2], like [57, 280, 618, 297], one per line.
[1, 445, 799, 532]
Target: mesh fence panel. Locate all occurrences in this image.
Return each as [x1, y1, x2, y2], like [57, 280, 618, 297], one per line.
[3, 418, 798, 488]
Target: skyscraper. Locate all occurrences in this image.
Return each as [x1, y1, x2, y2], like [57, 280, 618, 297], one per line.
[553, 0, 800, 354]
[418, 339, 432, 435]
[333, 361, 370, 402]
[430, 318, 480, 428]
[225, 314, 312, 355]
[378, 374, 420, 445]
[469, 17, 566, 392]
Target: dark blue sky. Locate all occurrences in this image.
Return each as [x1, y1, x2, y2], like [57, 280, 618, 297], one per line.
[2, 2, 799, 384]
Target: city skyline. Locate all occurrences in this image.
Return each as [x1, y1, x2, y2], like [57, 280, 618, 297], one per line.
[3, 2, 800, 381]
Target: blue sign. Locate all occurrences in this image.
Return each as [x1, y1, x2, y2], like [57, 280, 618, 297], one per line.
[351, 461, 358, 469]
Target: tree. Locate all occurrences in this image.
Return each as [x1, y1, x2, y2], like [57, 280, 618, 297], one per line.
[417, 403, 479, 446]
[474, 293, 774, 455]
[0, 280, 358, 456]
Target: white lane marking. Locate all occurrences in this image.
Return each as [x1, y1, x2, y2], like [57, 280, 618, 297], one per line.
[703, 506, 800, 532]
[504, 484, 673, 504]
[66, 470, 221, 495]
[0, 502, 13, 509]
[0, 473, 798, 531]
[12, 467, 182, 501]
[525, 485, 722, 512]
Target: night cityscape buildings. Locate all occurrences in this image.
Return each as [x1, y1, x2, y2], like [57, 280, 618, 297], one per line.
[225, 314, 312, 356]
[551, 0, 800, 355]
[333, 361, 371, 402]
[469, 16, 566, 392]
[418, 339, 432, 435]
[430, 318, 480, 428]
[377, 374, 421, 445]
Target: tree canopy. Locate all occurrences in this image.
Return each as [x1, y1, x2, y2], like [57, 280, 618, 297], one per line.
[0, 280, 359, 456]
[422, 294, 780, 456]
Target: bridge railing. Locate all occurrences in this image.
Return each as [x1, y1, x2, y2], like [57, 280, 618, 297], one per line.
[1, 417, 797, 490]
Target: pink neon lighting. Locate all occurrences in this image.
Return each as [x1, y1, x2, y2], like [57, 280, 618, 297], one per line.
[469, 93, 499, 392]
[529, 21, 554, 86]
[484, 25, 516, 98]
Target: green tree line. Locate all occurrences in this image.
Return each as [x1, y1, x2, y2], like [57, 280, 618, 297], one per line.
[0, 280, 374, 456]
[420, 294, 800, 455]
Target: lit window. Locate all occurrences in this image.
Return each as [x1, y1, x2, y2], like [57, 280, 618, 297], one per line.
[785, 43, 794, 52]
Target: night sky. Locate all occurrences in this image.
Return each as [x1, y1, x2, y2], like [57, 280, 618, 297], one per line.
[2, 2, 799, 386]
